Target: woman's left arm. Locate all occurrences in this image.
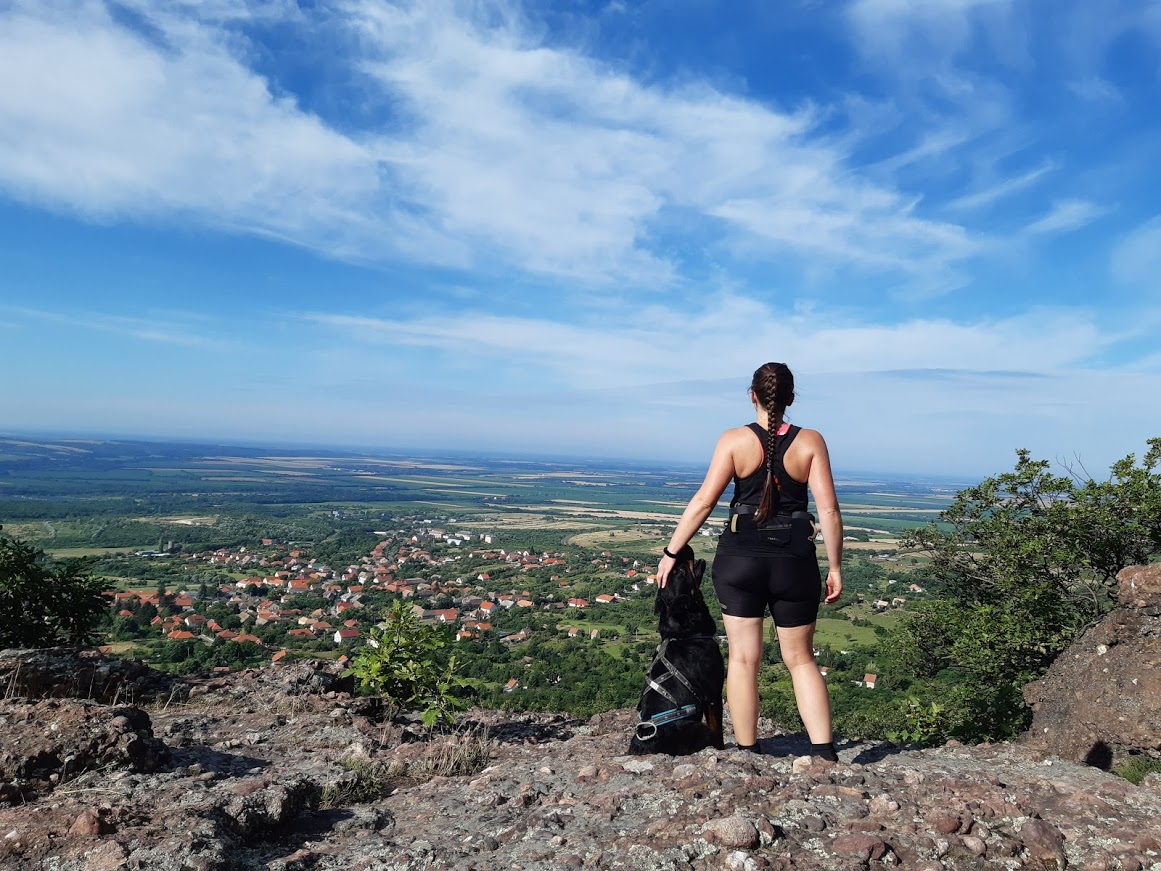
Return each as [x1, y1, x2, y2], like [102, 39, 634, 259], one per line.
[656, 431, 736, 587]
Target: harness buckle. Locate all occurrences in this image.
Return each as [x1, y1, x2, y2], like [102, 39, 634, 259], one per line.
[634, 720, 658, 742]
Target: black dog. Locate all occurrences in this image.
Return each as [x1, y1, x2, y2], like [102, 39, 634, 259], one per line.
[628, 551, 725, 755]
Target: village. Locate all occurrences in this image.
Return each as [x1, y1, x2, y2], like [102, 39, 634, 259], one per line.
[104, 516, 663, 670]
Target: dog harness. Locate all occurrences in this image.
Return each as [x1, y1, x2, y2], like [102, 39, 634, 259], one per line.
[634, 636, 717, 742]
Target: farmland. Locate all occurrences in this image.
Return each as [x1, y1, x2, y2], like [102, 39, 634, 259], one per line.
[1, 436, 967, 722]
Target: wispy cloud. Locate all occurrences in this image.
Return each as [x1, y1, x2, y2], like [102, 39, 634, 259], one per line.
[1023, 199, 1107, 235]
[0, 0, 981, 292]
[4, 306, 229, 348]
[946, 160, 1057, 211]
[303, 296, 1114, 391]
[1067, 77, 1123, 103]
[1111, 215, 1161, 288]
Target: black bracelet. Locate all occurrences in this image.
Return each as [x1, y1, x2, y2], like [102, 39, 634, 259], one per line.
[663, 546, 679, 559]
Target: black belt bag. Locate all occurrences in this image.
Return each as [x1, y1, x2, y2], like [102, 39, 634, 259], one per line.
[728, 505, 816, 538]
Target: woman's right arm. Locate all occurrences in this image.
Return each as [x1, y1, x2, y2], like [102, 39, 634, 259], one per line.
[656, 430, 737, 587]
[807, 432, 843, 604]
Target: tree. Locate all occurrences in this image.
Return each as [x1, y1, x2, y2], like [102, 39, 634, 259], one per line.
[344, 600, 468, 727]
[0, 528, 111, 648]
[889, 440, 1161, 741]
[905, 440, 1161, 626]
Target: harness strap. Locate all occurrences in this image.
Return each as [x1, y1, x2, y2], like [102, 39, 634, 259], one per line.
[634, 636, 719, 741]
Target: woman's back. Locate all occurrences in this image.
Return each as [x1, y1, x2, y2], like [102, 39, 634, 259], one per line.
[730, 423, 822, 486]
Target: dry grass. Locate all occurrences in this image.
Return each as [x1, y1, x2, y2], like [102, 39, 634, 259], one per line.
[320, 728, 495, 807]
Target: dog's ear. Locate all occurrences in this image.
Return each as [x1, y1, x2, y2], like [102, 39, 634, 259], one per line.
[693, 559, 706, 585]
[654, 588, 665, 616]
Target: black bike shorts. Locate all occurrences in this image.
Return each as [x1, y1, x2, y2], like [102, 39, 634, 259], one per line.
[711, 551, 822, 626]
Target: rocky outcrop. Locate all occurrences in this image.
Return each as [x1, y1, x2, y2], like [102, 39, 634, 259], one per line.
[0, 698, 168, 793]
[1, 648, 1160, 870]
[0, 646, 186, 705]
[1024, 563, 1161, 771]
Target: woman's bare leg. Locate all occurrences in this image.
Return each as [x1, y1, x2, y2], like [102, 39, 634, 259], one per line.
[775, 622, 832, 743]
[722, 615, 765, 746]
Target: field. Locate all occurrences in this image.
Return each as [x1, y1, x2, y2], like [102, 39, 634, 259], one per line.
[1, 436, 965, 714]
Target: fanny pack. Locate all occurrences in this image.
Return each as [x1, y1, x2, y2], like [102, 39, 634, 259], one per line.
[728, 504, 816, 537]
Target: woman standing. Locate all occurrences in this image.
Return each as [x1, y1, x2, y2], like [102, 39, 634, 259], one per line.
[655, 362, 843, 759]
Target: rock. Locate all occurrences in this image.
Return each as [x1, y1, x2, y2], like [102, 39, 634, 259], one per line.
[68, 809, 104, 837]
[82, 840, 128, 871]
[1019, 818, 1066, 866]
[832, 832, 888, 862]
[1118, 563, 1161, 609]
[1024, 563, 1161, 771]
[706, 816, 760, 849]
[0, 647, 183, 705]
[621, 759, 653, 774]
[926, 811, 961, 835]
[799, 815, 826, 833]
[0, 699, 167, 790]
[961, 834, 987, 856]
[0, 663, 1158, 871]
[725, 850, 758, 871]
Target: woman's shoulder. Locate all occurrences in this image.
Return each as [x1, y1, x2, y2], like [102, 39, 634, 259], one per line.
[788, 426, 828, 453]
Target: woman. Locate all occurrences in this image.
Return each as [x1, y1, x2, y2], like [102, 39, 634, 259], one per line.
[656, 362, 843, 760]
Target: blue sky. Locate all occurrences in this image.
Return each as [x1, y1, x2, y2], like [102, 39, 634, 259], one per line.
[1, 0, 1159, 476]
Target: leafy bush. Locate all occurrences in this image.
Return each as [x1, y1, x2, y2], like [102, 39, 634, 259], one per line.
[895, 440, 1161, 741]
[0, 528, 110, 648]
[344, 600, 469, 726]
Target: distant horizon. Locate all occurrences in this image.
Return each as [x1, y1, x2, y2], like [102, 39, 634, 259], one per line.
[0, 428, 990, 487]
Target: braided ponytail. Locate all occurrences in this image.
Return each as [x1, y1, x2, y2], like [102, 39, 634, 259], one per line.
[751, 362, 795, 524]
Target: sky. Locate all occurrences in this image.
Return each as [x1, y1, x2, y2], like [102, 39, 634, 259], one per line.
[1, 0, 1160, 477]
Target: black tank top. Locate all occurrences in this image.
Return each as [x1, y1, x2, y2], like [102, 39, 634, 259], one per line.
[729, 423, 808, 516]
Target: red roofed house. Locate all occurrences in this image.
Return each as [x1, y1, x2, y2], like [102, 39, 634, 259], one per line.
[334, 628, 360, 643]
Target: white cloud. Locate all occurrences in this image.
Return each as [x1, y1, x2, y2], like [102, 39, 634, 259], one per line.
[0, 1, 461, 264]
[304, 296, 1113, 391]
[847, 0, 1017, 66]
[946, 160, 1056, 211]
[4, 306, 231, 348]
[1067, 77, 1123, 103]
[0, 0, 980, 291]
[1111, 216, 1161, 288]
[1022, 199, 1107, 235]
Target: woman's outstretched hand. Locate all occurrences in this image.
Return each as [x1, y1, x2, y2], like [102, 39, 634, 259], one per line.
[656, 553, 676, 589]
[824, 569, 843, 604]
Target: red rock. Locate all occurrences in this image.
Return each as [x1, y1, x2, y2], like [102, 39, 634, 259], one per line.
[961, 834, 987, 857]
[832, 833, 888, 862]
[705, 816, 759, 849]
[68, 808, 103, 837]
[1019, 818, 1066, 865]
[927, 811, 961, 835]
[1118, 563, 1161, 609]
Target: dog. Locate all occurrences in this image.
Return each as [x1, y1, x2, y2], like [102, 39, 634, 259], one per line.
[628, 549, 725, 755]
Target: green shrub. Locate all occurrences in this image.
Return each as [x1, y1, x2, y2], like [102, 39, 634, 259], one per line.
[344, 600, 468, 727]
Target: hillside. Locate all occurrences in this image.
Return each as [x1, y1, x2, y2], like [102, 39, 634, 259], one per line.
[1, 646, 1160, 871]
